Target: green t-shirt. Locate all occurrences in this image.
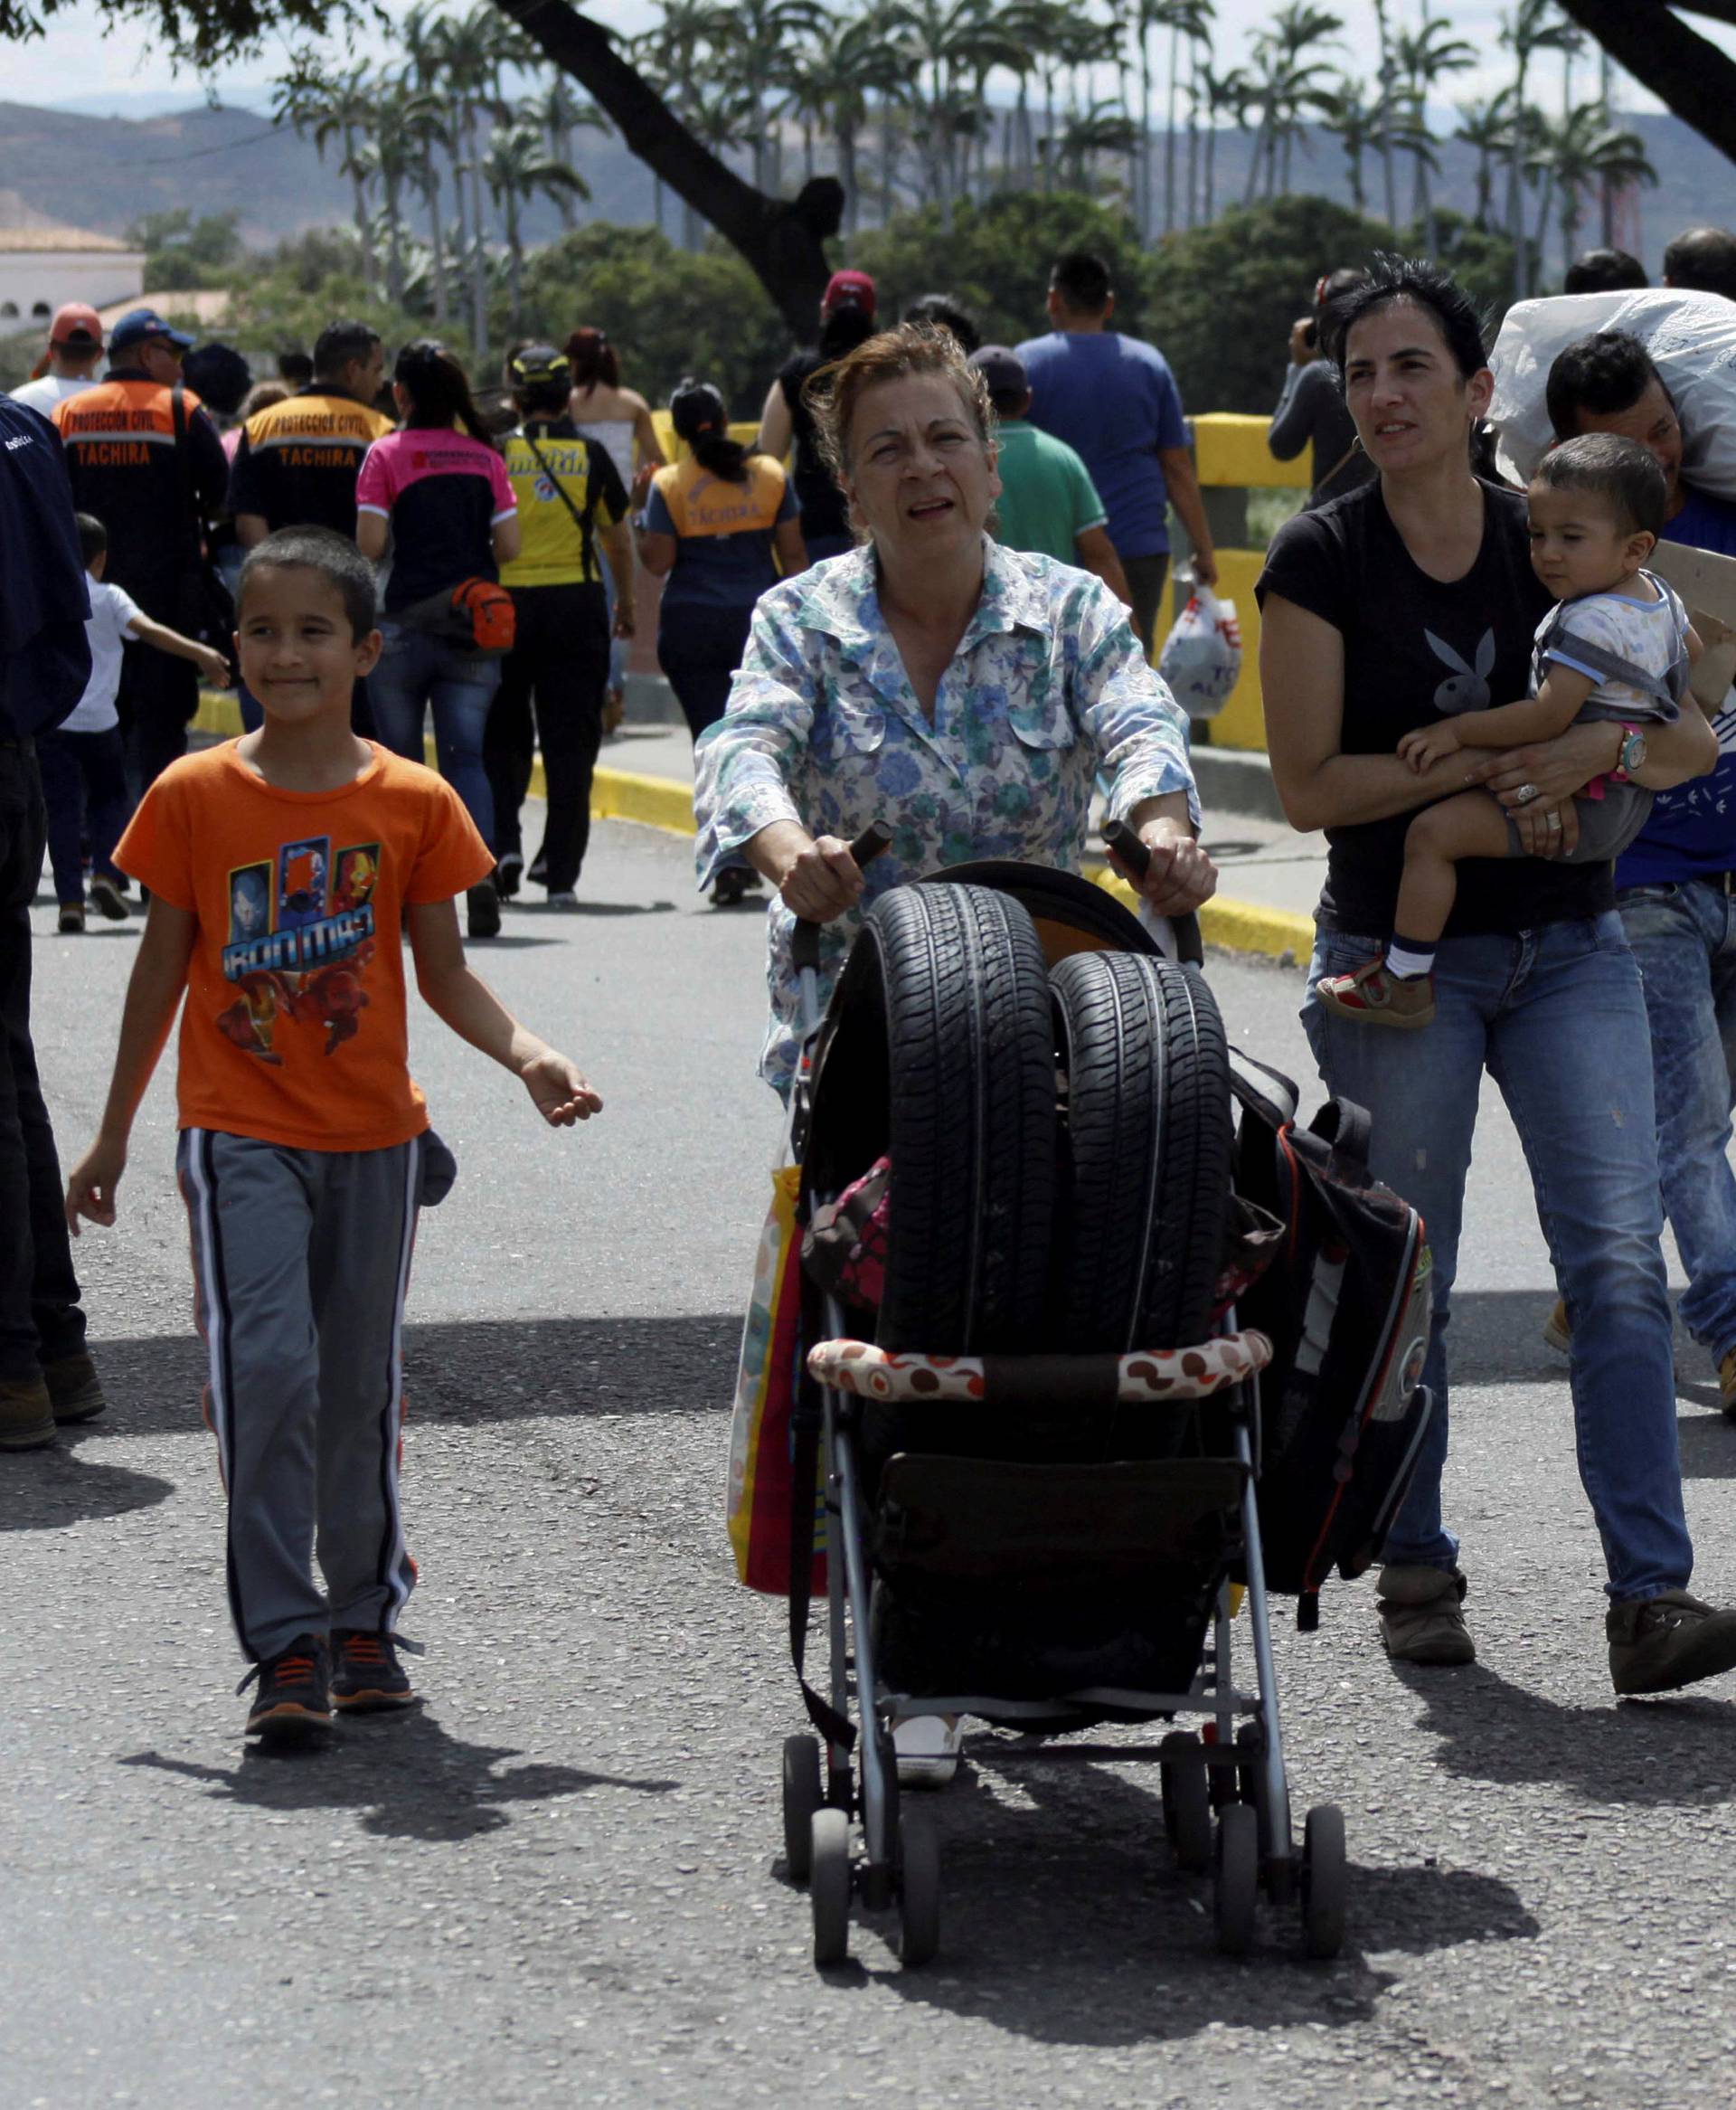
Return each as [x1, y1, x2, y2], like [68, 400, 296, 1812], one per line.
[991, 420, 1108, 565]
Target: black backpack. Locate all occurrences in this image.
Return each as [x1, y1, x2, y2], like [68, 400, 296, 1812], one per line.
[1228, 1050, 1435, 1631]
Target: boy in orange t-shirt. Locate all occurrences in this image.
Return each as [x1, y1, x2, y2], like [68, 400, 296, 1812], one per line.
[65, 526, 602, 1745]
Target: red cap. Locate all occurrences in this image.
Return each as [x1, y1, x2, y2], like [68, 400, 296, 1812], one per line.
[50, 302, 104, 349]
[822, 269, 876, 318]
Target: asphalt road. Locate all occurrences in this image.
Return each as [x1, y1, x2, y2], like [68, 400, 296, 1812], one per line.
[9, 814, 1736, 2110]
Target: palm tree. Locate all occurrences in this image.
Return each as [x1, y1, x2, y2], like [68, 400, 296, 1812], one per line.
[891, 0, 1024, 230]
[710, 0, 827, 194]
[1194, 59, 1249, 222]
[1371, 0, 1399, 224]
[483, 122, 590, 327]
[358, 84, 444, 309]
[275, 60, 380, 295]
[798, 9, 907, 234]
[401, 6, 456, 325]
[1454, 90, 1515, 232]
[432, 4, 514, 353]
[1395, 16, 1474, 252]
[1527, 101, 1656, 270]
[1137, 0, 1213, 236]
[1320, 75, 1382, 214]
[1242, 6, 1342, 203]
[518, 77, 609, 229]
[1181, 3, 1217, 231]
[1503, 0, 1582, 298]
[1058, 99, 1140, 198]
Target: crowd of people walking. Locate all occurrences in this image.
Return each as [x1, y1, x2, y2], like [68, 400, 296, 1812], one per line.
[12, 220, 1736, 1737]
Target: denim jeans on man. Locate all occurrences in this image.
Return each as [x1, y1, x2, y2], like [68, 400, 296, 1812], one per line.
[1618, 879, 1736, 1366]
[0, 743, 89, 1382]
[1302, 913, 1693, 1602]
[367, 623, 498, 843]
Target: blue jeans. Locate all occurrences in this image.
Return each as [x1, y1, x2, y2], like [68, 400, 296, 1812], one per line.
[1301, 913, 1692, 1602]
[1619, 878, 1736, 1367]
[368, 622, 498, 843]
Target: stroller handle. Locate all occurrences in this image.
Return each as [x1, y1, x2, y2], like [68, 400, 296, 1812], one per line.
[790, 823, 894, 971]
[1102, 820, 1205, 969]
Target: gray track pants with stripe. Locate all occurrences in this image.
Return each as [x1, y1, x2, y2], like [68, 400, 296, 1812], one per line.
[178, 1127, 448, 1662]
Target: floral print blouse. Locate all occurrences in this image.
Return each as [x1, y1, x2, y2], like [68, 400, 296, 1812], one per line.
[692, 537, 1201, 1092]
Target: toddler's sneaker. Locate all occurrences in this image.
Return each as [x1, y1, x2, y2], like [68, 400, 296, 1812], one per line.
[57, 904, 84, 934]
[1317, 958, 1435, 1028]
[241, 1634, 333, 1743]
[88, 875, 128, 922]
[330, 1629, 420, 1713]
[893, 1713, 963, 1789]
[1543, 1299, 1571, 1356]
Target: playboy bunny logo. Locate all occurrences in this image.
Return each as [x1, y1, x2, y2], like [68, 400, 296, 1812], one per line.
[1424, 629, 1496, 712]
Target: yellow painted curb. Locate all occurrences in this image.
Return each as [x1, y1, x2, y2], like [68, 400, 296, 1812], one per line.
[1084, 863, 1313, 965]
[196, 691, 1305, 962]
[590, 767, 695, 834]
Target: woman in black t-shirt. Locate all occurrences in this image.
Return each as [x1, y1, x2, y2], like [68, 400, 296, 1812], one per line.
[755, 288, 876, 563]
[1256, 259, 1736, 1696]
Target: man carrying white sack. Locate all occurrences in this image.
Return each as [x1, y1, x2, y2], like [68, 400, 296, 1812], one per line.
[1537, 328, 1736, 1408]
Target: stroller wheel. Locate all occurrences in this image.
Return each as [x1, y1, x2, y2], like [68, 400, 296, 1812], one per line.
[782, 1735, 824, 1884]
[1160, 1732, 1213, 1873]
[810, 1810, 853, 1967]
[1214, 1803, 1260, 1956]
[896, 1809, 941, 1967]
[1301, 1804, 1348, 1960]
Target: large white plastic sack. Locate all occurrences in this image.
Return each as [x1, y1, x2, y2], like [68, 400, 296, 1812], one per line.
[1488, 289, 1736, 495]
[1158, 581, 1242, 719]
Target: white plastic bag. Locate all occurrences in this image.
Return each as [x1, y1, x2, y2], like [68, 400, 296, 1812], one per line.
[1488, 289, 1736, 496]
[1158, 580, 1243, 718]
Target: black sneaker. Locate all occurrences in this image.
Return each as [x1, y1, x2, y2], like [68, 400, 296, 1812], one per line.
[88, 875, 129, 922]
[240, 1634, 334, 1743]
[1609, 1591, 1736, 1695]
[466, 883, 502, 940]
[330, 1629, 421, 1713]
[57, 904, 84, 934]
[495, 852, 524, 900]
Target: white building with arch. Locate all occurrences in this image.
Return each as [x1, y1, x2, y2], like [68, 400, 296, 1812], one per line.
[0, 225, 146, 336]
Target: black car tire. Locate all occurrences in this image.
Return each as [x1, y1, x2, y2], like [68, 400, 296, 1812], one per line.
[1051, 949, 1231, 1352]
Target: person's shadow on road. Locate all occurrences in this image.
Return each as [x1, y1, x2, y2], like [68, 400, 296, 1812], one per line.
[1393, 1660, 1736, 1805]
[123, 1710, 675, 1842]
[1, 1426, 173, 1533]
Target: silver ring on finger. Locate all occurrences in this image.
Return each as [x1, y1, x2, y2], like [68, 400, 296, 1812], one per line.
[1516, 781, 1541, 805]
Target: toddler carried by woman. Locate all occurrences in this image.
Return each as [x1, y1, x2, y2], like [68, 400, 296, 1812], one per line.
[1320, 432, 1701, 1027]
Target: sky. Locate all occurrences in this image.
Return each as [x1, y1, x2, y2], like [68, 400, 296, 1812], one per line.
[3, 0, 1734, 119]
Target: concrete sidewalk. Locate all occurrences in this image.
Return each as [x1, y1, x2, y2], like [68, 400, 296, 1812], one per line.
[595, 722, 1326, 962]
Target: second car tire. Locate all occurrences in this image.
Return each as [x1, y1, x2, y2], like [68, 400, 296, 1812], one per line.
[1051, 950, 1232, 1353]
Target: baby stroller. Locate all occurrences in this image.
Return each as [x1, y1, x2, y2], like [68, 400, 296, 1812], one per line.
[761, 826, 1429, 1971]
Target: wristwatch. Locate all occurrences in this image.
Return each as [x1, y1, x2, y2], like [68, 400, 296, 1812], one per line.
[1610, 722, 1647, 783]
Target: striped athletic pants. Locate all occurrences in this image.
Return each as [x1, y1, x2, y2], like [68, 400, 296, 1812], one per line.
[178, 1129, 429, 1662]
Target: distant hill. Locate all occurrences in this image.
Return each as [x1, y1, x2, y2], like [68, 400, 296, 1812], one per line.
[0, 97, 656, 247]
[1, 92, 1733, 277]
